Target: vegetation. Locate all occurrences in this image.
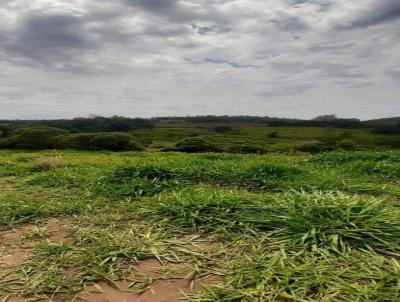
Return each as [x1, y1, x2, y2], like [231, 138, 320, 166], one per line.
[0, 115, 399, 154]
[0, 127, 68, 149]
[0, 116, 153, 133]
[0, 150, 400, 301]
[173, 137, 221, 153]
[372, 122, 400, 135]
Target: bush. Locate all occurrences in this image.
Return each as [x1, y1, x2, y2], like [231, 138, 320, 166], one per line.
[174, 137, 220, 153]
[295, 141, 333, 153]
[88, 133, 141, 151]
[67, 133, 142, 151]
[336, 139, 358, 151]
[67, 133, 98, 149]
[229, 143, 266, 154]
[214, 126, 233, 133]
[0, 127, 67, 149]
[268, 131, 279, 138]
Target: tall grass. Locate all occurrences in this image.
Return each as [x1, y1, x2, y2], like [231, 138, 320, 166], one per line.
[143, 188, 400, 254]
[190, 246, 400, 302]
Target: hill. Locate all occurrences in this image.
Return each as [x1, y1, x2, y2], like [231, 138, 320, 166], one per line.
[364, 116, 400, 126]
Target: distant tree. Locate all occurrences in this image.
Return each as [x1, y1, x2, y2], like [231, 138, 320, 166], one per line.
[310, 115, 361, 128]
[312, 115, 339, 122]
[108, 116, 134, 131]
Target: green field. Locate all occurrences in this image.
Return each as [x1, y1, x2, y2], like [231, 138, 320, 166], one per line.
[1, 150, 400, 301]
[133, 126, 400, 151]
[2, 122, 400, 154]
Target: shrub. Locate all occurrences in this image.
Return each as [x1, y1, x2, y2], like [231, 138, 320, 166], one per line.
[336, 139, 358, 151]
[67, 133, 98, 149]
[67, 133, 142, 151]
[295, 141, 333, 153]
[88, 133, 141, 151]
[229, 143, 266, 154]
[0, 127, 67, 149]
[214, 126, 233, 133]
[174, 137, 220, 153]
[268, 131, 279, 138]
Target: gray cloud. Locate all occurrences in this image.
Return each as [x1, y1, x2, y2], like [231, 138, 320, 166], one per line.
[288, 0, 334, 11]
[4, 13, 95, 65]
[125, 0, 228, 24]
[0, 0, 399, 120]
[387, 69, 400, 80]
[203, 58, 258, 68]
[269, 14, 309, 32]
[126, 0, 178, 12]
[340, 0, 400, 29]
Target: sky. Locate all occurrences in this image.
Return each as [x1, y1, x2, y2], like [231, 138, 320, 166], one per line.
[0, 0, 399, 120]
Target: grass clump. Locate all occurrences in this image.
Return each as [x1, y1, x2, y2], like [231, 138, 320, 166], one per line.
[143, 188, 400, 254]
[310, 151, 400, 165]
[191, 246, 400, 302]
[142, 187, 269, 233]
[111, 165, 177, 181]
[33, 155, 69, 172]
[269, 191, 400, 254]
[236, 163, 305, 189]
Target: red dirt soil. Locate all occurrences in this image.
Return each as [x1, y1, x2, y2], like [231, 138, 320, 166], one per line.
[79, 259, 215, 302]
[79, 236, 220, 302]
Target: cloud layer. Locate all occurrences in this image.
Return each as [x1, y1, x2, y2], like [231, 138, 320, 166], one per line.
[0, 0, 399, 119]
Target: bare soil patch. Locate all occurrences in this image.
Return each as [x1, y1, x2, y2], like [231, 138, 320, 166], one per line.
[79, 261, 214, 302]
[0, 224, 34, 268]
[44, 218, 71, 242]
[79, 236, 221, 302]
[0, 218, 71, 269]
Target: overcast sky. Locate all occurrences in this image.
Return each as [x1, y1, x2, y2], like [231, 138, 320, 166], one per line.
[0, 0, 399, 120]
